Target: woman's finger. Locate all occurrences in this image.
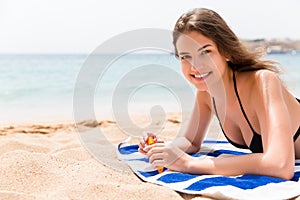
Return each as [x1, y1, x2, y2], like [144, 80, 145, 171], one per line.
[149, 152, 165, 164]
[138, 139, 147, 154]
[152, 159, 165, 168]
[146, 145, 164, 158]
[143, 142, 165, 153]
[156, 138, 165, 143]
[143, 132, 157, 142]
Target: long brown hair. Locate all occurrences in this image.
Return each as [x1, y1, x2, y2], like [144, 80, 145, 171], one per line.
[173, 8, 279, 72]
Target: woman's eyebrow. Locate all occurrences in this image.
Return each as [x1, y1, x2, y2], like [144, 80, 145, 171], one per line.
[179, 52, 189, 55]
[179, 44, 212, 55]
[197, 44, 212, 51]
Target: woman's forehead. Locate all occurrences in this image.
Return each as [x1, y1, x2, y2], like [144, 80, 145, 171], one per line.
[176, 31, 215, 52]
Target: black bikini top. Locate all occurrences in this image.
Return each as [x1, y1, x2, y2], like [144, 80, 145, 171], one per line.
[213, 71, 300, 153]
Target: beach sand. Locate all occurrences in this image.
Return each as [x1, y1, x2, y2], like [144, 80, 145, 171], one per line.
[0, 113, 299, 200]
[0, 113, 215, 200]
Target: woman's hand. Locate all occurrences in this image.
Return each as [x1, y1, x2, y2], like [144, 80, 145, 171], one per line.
[138, 137, 148, 154]
[138, 133, 163, 154]
[145, 142, 193, 173]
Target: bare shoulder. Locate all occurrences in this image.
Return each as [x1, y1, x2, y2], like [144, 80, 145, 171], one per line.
[196, 91, 212, 110]
[237, 69, 280, 95]
[252, 69, 283, 97]
[237, 69, 284, 111]
[252, 70, 299, 109]
[253, 69, 280, 84]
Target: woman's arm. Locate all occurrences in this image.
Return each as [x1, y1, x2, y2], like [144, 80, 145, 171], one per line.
[172, 91, 212, 153]
[256, 70, 295, 179]
[186, 152, 292, 179]
[139, 91, 212, 154]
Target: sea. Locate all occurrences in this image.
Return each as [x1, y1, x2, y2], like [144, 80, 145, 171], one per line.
[0, 53, 299, 125]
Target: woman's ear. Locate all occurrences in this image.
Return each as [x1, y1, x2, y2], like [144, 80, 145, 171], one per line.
[223, 52, 231, 62]
[224, 55, 231, 61]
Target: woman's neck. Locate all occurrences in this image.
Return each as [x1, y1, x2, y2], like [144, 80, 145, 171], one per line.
[210, 66, 234, 103]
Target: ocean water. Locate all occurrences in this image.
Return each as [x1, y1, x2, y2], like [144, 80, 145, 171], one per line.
[0, 53, 299, 124]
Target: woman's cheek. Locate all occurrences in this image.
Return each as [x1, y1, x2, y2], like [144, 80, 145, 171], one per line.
[181, 67, 191, 81]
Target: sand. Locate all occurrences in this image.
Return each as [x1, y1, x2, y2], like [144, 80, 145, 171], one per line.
[0, 113, 217, 200]
[1, 113, 299, 200]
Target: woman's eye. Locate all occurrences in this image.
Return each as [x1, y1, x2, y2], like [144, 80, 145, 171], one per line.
[180, 55, 191, 60]
[200, 50, 211, 55]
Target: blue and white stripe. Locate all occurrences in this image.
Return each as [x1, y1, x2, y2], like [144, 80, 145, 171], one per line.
[117, 140, 300, 200]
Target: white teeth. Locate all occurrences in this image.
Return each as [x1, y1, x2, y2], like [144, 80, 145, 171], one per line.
[194, 72, 210, 78]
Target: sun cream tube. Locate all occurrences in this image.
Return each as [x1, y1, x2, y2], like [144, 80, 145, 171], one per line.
[145, 135, 164, 173]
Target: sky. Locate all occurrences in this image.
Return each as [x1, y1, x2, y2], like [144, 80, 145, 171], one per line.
[0, 0, 299, 54]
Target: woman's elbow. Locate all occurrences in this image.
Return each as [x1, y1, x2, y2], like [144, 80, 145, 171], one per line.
[277, 166, 294, 180]
[268, 161, 294, 180]
[262, 155, 294, 180]
[186, 145, 200, 154]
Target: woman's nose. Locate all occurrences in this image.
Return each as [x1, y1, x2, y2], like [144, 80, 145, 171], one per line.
[190, 60, 204, 71]
[191, 64, 199, 71]
[190, 56, 208, 71]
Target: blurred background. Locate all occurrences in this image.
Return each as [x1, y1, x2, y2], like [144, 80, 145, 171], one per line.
[0, 0, 299, 124]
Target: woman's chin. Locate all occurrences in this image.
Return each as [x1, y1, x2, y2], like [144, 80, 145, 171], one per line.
[194, 84, 209, 92]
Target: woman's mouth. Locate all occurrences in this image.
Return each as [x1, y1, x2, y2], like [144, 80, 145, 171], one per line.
[192, 72, 211, 81]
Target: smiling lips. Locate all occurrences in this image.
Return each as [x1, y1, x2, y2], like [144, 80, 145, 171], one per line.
[192, 72, 211, 80]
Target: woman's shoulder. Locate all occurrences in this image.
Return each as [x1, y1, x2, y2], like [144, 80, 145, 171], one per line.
[244, 69, 285, 105]
[239, 69, 280, 88]
[196, 90, 211, 102]
[238, 69, 283, 102]
[196, 90, 213, 109]
[253, 69, 283, 94]
[253, 69, 279, 81]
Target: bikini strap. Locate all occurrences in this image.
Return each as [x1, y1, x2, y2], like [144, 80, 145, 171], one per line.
[212, 98, 230, 141]
[233, 71, 258, 135]
[212, 98, 223, 129]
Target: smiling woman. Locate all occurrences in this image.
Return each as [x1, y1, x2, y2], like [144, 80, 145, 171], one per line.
[138, 8, 300, 180]
[175, 32, 228, 92]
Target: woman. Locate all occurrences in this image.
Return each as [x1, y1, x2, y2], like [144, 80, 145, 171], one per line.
[138, 8, 300, 179]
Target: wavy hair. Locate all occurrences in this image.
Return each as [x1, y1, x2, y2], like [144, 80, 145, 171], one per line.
[173, 8, 279, 72]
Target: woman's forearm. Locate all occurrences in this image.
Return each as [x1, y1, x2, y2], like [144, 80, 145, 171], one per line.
[187, 153, 294, 180]
[171, 136, 200, 154]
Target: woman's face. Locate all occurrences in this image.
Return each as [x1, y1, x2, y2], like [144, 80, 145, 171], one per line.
[176, 31, 228, 91]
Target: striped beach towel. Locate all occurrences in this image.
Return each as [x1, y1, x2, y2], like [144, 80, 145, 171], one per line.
[117, 140, 300, 200]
